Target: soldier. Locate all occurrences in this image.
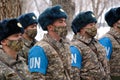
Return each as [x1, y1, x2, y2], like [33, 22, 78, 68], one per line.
[28, 5, 71, 80]
[0, 18, 33, 80]
[70, 11, 111, 80]
[99, 7, 120, 80]
[18, 12, 38, 61]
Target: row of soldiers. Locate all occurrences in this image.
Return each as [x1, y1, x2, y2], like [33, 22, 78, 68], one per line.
[0, 5, 120, 80]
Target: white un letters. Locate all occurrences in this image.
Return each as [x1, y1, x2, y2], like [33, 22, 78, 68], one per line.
[71, 54, 77, 64]
[30, 57, 41, 69]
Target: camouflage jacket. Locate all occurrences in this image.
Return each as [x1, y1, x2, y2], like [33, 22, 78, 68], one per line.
[70, 33, 111, 80]
[101, 28, 120, 77]
[34, 34, 71, 80]
[0, 47, 33, 80]
[19, 38, 37, 62]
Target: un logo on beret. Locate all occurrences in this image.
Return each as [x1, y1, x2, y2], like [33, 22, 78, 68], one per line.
[32, 16, 36, 20]
[60, 8, 65, 12]
[17, 22, 22, 28]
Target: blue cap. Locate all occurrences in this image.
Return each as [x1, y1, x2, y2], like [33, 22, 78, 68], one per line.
[38, 5, 67, 31]
[0, 18, 24, 41]
[71, 11, 97, 34]
[18, 12, 38, 29]
[105, 7, 120, 27]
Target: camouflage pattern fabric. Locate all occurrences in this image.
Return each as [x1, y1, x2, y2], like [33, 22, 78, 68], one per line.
[0, 60, 22, 80]
[70, 33, 111, 80]
[34, 34, 71, 80]
[101, 28, 120, 77]
[70, 66, 81, 80]
[19, 38, 37, 63]
[0, 48, 33, 80]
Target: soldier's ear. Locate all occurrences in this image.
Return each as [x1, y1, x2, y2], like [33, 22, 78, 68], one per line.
[79, 28, 84, 34]
[1, 39, 7, 46]
[47, 25, 54, 31]
[113, 22, 118, 29]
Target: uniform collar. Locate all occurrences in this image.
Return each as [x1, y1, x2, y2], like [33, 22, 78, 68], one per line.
[43, 34, 64, 43]
[74, 33, 94, 44]
[109, 28, 120, 39]
[43, 34, 66, 48]
[0, 49, 25, 67]
[22, 38, 36, 47]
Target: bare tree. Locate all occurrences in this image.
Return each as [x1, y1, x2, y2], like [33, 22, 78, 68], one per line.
[91, 0, 108, 19]
[20, 0, 35, 13]
[20, 0, 51, 14]
[76, 0, 109, 23]
[0, 0, 21, 20]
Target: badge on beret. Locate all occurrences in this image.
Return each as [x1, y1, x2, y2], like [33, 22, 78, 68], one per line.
[32, 16, 36, 20]
[60, 8, 65, 12]
[91, 14, 95, 18]
[17, 22, 22, 28]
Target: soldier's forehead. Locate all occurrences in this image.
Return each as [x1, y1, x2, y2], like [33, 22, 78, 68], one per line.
[117, 20, 120, 23]
[54, 18, 66, 22]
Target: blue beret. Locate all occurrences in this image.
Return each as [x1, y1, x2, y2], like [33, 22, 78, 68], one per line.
[38, 5, 67, 31]
[71, 11, 97, 34]
[18, 12, 38, 29]
[0, 18, 24, 42]
[105, 7, 120, 27]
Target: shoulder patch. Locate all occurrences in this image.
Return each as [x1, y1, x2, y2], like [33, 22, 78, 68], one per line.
[28, 46, 48, 74]
[70, 46, 82, 69]
[99, 37, 112, 60]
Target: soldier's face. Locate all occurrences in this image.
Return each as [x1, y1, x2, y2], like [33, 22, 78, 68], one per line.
[3, 33, 23, 52]
[83, 23, 97, 38]
[24, 23, 37, 38]
[51, 18, 68, 38]
[114, 20, 120, 32]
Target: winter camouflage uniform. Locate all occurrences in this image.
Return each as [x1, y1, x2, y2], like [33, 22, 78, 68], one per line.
[33, 34, 71, 80]
[70, 64, 81, 80]
[0, 46, 33, 80]
[19, 38, 37, 63]
[101, 28, 120, 79]
[70, 33, 111, 80]
[0, 60, 22, 80]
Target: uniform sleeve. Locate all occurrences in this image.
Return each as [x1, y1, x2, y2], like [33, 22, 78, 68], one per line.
[31, 72, 46, 80]
[69, 46, 82, 80]
[0, 61, 22, 80]
[99, 37, 112, 60]
[98, 38, 111, 79]
[28, 46, 48, 75]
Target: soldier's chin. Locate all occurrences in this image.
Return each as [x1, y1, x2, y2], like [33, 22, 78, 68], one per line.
[87, 34, 96, 38]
